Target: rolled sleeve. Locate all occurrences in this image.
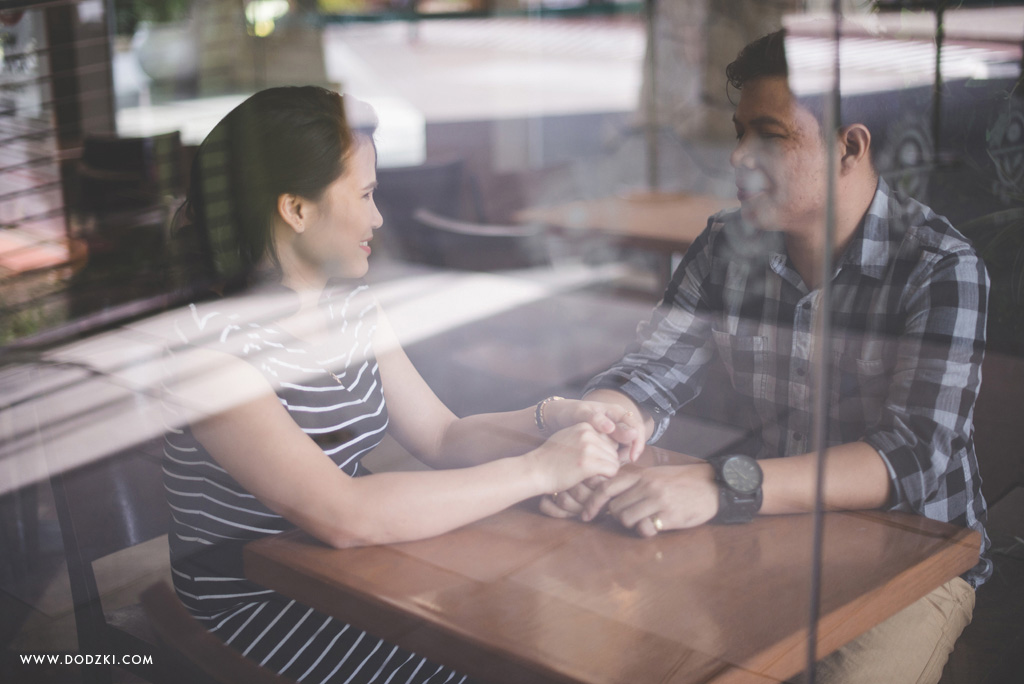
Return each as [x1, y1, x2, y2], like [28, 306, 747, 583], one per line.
[861, 249, 988, 514]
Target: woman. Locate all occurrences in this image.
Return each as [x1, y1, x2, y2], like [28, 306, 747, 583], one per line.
[162, 86, 640, 683]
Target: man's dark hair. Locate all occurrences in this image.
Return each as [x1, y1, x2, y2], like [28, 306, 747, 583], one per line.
[725, 29, 830, 126]
[726, 29, 789, 92]
[726, 29, 858, 138]
[725, 28, 890, 141]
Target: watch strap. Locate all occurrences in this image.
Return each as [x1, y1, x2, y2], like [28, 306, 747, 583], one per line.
[711, 485, 763, 524]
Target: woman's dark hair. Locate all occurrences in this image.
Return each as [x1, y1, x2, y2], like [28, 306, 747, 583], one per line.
[176, 86, 358, 293]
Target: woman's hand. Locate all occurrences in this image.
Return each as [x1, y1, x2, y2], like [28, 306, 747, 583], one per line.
[580, 464, 719, 536]
[542, 399, 645, 463]
[526, 423, 622, 496]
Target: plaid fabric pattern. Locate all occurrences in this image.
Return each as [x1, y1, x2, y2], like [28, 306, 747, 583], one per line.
[588, 178, 991, 586]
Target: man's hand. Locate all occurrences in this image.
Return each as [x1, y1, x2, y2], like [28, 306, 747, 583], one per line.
[542, 398, 645, 463]
[525, 423, 622, 496]
[581, 464, 720, 537]
[538, 477, 603, 519]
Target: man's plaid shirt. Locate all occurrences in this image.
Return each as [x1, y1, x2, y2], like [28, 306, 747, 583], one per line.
[588, 178, 991, 586]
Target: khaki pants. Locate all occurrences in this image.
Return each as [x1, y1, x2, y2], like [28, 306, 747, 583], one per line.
[792, 577, 975, 684]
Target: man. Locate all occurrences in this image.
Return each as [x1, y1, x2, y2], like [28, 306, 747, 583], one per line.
[543, 30, 990, 684]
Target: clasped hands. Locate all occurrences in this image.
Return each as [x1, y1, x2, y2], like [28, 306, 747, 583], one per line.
[538, 399, 719, 536]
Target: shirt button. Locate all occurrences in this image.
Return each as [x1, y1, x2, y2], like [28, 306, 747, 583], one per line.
[794, 432, 805, 442]
[796, 367, 805, 376]
[802, 301, 811, 310]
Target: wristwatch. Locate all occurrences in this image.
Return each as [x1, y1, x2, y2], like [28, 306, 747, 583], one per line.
[707, 454, 763, 524]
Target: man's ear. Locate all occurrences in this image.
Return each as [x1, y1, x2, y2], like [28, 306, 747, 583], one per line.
[838, 124, 871, 174]
[277, 193, 306, 234]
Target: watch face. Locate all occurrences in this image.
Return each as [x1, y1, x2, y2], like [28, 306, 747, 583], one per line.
[722, 456, 763, 495]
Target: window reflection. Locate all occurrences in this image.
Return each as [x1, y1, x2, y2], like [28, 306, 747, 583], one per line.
[1, 3, 1022, 684]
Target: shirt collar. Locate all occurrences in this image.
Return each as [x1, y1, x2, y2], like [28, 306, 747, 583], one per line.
[762, 177, 896, 287]
[835, 176, 898, 281]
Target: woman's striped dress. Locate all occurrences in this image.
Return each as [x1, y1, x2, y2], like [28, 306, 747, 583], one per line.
[162, 281, 470, 684]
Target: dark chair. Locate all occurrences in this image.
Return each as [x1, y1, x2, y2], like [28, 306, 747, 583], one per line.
[77, 131, 184, 217]
[374, 159, 483, 264]
[140, 581, 297, 684]
[70, 132, 185, 318]
[0, 483, 38, 582]
[411, 208, 550, 271]
[50, 439, 210, 684]
[970, 352, 1024, 506]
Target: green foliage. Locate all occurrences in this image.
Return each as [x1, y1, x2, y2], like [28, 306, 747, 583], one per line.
[114, 0, 193, 36]
[1, 305, 53, 345]
[0, 286, 68, 346]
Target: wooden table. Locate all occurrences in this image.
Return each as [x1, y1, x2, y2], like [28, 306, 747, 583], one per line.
[244, 448, 979, 684]
[515, 191, 738, 255]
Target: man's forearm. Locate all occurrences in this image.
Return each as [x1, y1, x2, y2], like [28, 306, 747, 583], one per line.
[580, 394, 893, 516]
[760, 441, 892, 515]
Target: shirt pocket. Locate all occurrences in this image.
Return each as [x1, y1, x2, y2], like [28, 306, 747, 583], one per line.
[712, 329, 769, 401]
[832, 352, 888, 426]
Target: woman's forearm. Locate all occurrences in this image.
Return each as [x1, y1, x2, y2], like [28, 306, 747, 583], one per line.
[309, 454, 548, 548]
[428, 407, 544, 468]
[431, 396, 644, 469]
[282, 423, 620, 549]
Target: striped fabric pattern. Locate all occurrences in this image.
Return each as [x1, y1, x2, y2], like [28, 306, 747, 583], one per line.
[163, 281, 468, 684]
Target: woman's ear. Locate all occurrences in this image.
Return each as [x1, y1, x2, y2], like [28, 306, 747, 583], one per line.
[277, 193, 306, 234]
[838, 124, 871, 174]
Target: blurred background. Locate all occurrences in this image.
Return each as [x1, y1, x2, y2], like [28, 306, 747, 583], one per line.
[1, 1, 1023, 682]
